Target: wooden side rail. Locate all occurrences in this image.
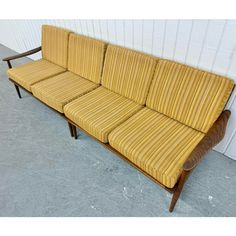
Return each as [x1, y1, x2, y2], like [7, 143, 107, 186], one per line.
[169, 110, 231, 212]
[2, 46, 41, 65]
[183, 110, 231, 171]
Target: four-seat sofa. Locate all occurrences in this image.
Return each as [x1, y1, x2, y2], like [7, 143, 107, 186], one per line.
[2, 25, 235, 212]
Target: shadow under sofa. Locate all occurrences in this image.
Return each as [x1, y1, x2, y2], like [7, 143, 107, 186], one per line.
[2, 25, 235, 212]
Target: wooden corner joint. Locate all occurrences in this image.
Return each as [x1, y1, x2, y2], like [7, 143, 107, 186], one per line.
[183, 110, 231, 172]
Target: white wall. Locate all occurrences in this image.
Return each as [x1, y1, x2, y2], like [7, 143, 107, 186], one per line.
[0, 19, 236, 159]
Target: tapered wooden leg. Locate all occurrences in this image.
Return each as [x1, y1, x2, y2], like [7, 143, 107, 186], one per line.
[72, 125, 78, 139]
[14, 84, 22, 99]
[68, 122, 74, 137]
[169, 170, 190, 212]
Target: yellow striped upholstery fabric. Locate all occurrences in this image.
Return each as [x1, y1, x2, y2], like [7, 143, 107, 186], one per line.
[102, 45, 156, 105]
[147, 60, 234, 133]
[31, 72, 98, 113]
[42, 25, 70, 68]
[64, 86, 142, 143]
[7, 59, 65, 92]
[68, 34, 106, 84]
[109, 108, 204, 188]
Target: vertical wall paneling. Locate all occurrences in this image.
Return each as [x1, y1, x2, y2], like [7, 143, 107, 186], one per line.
[224, 95, 236, 160]
[195, 20, 210, 67]
[123, 20, 133, 49]
[172, 20, 180, 60]
[107, 20, 116, 44]
[132, 19, 143, 52]
[0, 19, 236, 159]
[210, 20, 227, 72]
[225, 132, 236, 160]
[115, 20, 125, 46]
[174, 20, 192, 63]
[162, 20, 179, 59]
[92, 20, 102, 40]
[152, 20, 166, 57]
[215, 96, 236, 155]
[100, 20, 109, 41]
[198, 20, 226, 71]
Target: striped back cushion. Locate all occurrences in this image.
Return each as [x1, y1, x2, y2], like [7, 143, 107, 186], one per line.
[42, 25, 70, 68]
[102, 45, 156, 105]
[68, 34, 106, 84]
[146, 60, 234, 133]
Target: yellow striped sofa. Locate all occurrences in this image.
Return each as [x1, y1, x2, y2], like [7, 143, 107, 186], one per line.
[2, 25, 234, 212]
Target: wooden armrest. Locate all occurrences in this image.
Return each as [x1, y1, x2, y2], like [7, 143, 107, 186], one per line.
[2, 46, 41, 62]
[183, 110, 231, 171]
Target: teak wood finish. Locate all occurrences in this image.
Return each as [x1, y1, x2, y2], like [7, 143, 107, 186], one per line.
[2, 46, 232, 212]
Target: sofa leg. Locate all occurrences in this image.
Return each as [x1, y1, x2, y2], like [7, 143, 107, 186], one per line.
[169, 170, 189, 212]
[72, 125, 78, 139]
[68, 122, 74, 137]
[14, 84, 22, 99]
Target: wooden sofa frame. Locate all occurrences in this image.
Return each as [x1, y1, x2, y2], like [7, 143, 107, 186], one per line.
[2, 46, 233, 212]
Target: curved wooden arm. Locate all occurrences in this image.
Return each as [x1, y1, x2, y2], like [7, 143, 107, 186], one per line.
[183, 110, 231, 171]
[2, 46, 41, 62]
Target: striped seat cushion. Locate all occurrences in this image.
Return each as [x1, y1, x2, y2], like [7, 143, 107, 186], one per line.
[42, 25, 71, 68]
[109, 108, 204, 188]
[7, 59, 65, 92]
[64, 86, 142, 143]
[68, 34, 106, 84]
[31, 71, 99, 113]
[147, 60, 234, 133]
[102, 45, 156, 105]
